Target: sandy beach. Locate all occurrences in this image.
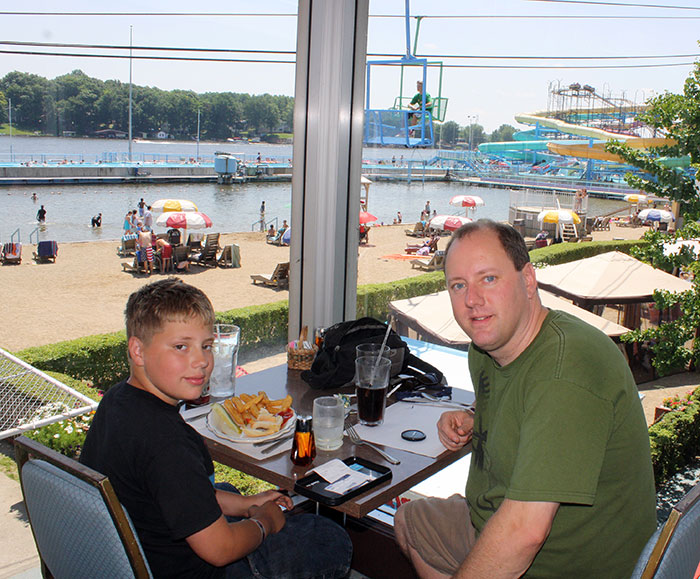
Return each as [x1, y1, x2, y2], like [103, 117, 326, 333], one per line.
[0, 221, 647, 353]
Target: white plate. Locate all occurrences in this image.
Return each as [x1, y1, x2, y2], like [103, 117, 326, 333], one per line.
[206, 409, 296, 444]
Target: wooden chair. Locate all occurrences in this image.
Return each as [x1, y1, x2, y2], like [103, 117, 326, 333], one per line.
[2, 242, 22, 264]
[173, 245, 190, 272]
[250, 262, 290, 289]
[190, 244, 218, 267]
[218, 244, 241, 268]
[631, 481, 700, 578]
[117, 236, 137, 256]
[404, 222, 425, 237]
[14, 436, 153, 578]
[411, 250, 445, 271]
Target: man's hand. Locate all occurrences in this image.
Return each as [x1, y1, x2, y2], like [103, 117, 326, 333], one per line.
[437, 409, 474, 451]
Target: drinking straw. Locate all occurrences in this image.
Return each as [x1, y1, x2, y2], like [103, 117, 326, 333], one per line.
[370, 321, 392, 385]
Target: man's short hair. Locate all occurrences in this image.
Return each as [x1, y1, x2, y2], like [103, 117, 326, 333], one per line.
[445, 219, 530, 272]
[125, 278, 215, 342]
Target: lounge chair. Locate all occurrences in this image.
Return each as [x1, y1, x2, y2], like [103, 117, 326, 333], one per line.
[203, 232, 220, 250]
[117, 234, 138, 256]
[14, 436, 153, 578]
[250, 262, 290, 289]
[189, 244, 218, 267]
[33, 240, 59, 263]
[405, 222, 426, 237]
[267, 227, 288, 246]
[218, 244, 241, 268]
[173, 245, 190, 272]
[411, 250, 445, 271]
[1, 242, 22, 265]
[405, 236, 438, 255]
[186, 233, 203, 252]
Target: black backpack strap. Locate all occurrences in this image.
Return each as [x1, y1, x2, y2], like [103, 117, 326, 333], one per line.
[403, 353, 444, 383]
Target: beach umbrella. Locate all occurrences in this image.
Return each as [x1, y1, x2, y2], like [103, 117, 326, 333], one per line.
[638, 208, 674, 223]
[359, 210, 378, 225]
[428, 215, 472, 232]
[449, 195, 485, 209]
[151, 199, 199, 213]
[537, 209, 581, 225]
[623, 193, 647, 204]
[156, 211, 212, 230]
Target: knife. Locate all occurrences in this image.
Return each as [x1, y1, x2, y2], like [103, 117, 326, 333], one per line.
[259, 433, 295, 454]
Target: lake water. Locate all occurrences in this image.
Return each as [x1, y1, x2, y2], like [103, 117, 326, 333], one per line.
[0, 136, 627, 244]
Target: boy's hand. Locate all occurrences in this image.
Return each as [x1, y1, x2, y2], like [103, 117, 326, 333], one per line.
[248, 501, 286, 534]
[247, 490, 293, 512]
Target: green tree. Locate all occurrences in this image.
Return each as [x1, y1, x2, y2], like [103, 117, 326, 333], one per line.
[605, 61, 700, 217]
[490, 124, 517, 142]
[0, 71, 50, 132]
[440, 120, 460, 145]
[464, 123, 487, 149]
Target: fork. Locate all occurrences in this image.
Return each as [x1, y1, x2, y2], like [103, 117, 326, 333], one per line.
[345, 421, 401, 465]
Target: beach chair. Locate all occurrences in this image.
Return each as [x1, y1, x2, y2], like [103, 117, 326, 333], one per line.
[267, 227, 288, 246]
[218, 244, 241, 268]
[186, 233, 203, 252]
[411, 250, 445, 271]
[1, 242, 22, 264]
[173, 245, 190, 272]
[631, 480, 700, 578]
[190, 243, 218, 267]
[14, 436, 153, 579]
[405, 222, 425, 237]
[203, 232, 220, 250]
[250, 262, 290, 289]
[117, 235, 138, 256]
[33, 240, 58, 263]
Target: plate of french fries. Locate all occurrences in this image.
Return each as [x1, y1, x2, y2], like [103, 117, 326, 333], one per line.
[207, 391, 296, 443]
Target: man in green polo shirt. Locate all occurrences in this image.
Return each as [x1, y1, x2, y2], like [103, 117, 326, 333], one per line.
[395, 219, 656, 578]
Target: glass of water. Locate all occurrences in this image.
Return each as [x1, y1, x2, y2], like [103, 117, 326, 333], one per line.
[312, 396, 345, 451]
[209, 324, 240, 398]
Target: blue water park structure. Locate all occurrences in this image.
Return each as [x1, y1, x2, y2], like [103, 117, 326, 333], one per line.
[473, 81, 692, 186]
[363, 1, 447, 148]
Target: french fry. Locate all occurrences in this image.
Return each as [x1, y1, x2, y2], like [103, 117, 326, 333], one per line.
[242, 393, 264, 412]
[232, 397, 246, 413]
[240, 393, 253, 403]
[222, 399, 245, 427]
[248, 403, 260, 419]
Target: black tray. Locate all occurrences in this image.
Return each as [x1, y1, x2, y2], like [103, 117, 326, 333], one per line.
[293, 457, 392, 506]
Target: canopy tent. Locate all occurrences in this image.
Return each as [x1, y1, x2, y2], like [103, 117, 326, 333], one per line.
[535, 251, 692, 328]
[388, 289, 631, 349]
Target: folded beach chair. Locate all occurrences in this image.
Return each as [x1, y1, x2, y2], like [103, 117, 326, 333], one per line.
[2, 242, 22, 265]
[33, 240, 58, 263]
[218, 244, 241, 268]
[411, 250, 445, 271]
[250, 262, 290, 289]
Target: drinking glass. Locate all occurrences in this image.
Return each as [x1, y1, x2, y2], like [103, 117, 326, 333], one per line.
[209, 324, 240, 398]
[312, 396, 345, 451]
[355, 343, 390, 360]
[355, 356, 391, 426]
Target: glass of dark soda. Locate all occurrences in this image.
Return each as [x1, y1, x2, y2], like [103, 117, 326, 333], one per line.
[355, 356, 391, 426]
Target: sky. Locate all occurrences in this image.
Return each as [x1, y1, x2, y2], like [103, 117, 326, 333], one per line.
[0, 0, 698, 133]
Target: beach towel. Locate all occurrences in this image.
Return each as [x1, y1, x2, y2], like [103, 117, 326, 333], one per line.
[37, 240, 58, 258]
[3, 242, 21, 260]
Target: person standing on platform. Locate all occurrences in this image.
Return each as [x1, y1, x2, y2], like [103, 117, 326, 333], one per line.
[394, 220, 656, 578]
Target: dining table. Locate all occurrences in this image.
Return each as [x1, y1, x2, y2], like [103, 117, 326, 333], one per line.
[184, 339, 475, 577]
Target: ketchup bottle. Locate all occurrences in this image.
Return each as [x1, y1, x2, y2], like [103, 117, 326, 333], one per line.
[290, 416, 316, 466]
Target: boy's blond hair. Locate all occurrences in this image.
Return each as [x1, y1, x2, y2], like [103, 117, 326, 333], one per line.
[125, 278, 215, 342]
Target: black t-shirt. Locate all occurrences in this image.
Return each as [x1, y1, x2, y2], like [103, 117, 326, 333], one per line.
[80, 381, 224, 578]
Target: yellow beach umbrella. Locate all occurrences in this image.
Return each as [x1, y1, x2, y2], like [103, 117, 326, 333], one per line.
[537, 209, 581, 225]
[623, 194, 647, 204]
[151, 199, 199, 213]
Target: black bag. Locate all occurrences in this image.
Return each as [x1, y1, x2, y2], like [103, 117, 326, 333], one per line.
[301, 317, 444, 390]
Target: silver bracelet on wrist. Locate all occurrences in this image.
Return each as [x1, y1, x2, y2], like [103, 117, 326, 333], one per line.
[250, 518, 266, 542]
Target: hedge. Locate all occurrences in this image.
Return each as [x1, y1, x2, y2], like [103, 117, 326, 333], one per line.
[648, 388, 700, 486]
[529, 239, 647, 266]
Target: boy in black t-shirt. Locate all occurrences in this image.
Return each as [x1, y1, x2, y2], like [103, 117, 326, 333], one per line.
[81, 278, 351, 578]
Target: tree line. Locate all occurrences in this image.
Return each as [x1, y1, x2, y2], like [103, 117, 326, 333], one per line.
[0, 69, 517, 145]
[0, 70, 294, 140]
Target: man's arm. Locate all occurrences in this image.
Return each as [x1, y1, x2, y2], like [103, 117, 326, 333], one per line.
[455, 499, 559, 579]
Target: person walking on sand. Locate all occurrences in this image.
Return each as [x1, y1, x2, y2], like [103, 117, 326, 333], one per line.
[36, 205, 47, 223]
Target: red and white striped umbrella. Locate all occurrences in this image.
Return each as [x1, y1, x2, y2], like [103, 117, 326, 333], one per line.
[155, 211, 212, 230]
[359, 210, 378, 225]
[428, 215, 472, 232]
[449, 195, 485, 209]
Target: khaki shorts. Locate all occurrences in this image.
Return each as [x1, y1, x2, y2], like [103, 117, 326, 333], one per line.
[401, 494, 477, 575]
